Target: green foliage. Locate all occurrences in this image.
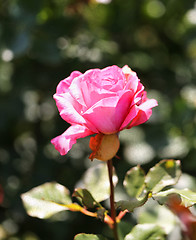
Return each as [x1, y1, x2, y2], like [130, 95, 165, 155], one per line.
[117, 221, 134, 240]
[21, 160, 185, 220]
[116, 159, 186, 212]
[21, 182, 72, 218]
[20, 159, 196, 240]
[115, 194, 149, 212]
[74, 233, 107, 240]
[145, 159, 181, 193]
[117, 166, 148, 211]
[154, 188, 196, 207]
[137, 201, 176, 235]
[124, 224, 165, 240]
[124, 166, 146, 198]
[73, 188, 100, 209]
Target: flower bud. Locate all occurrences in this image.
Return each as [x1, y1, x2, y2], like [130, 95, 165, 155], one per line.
[89, 133, 120, 161]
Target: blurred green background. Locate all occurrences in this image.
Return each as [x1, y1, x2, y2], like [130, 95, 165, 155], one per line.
[0, 0, 196, 239]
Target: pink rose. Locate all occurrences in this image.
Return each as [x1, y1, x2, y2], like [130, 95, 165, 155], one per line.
[51, 65, 158, 160]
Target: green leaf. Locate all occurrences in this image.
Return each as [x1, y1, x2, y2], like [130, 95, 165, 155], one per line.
[73, 188, 99, 209]
[76, 163, 118, 202]
[153, 188, 196, 207]
[124, 166, 146, 198]
[118, 221, 134, 240]
[145, 159, 181, 193]
[124, 224, 165, 240]
[119, 166, 150, 212]
[73, 188, 107, 221]
[74, 233, 107, 240]
[21, 182, 72, 219]
[115, 193, 149, 212]
[138, 199, 176, 235]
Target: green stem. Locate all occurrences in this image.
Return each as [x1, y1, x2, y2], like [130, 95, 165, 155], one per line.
[107, 159, 119, 240]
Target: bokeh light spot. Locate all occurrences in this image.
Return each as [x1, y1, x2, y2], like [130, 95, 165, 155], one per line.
[124, 142, 155, 165]
[145, 0, 166, 18]
[1, 49, 14, 62]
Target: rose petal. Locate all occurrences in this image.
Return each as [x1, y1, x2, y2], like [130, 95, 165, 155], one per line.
[70, 75, 116, 109]
[82, 97, 119, 134]
[128, 109, 152, 128]
[127, 99, 158, 128]
[124, 71, 140, 92]
[83, 91, 133, 134]
[69, 77, 87, 107]
[99, 65, 125, 91]
[69, 66, 125, 109]
[56, 71, 82, 94]
[54, 92, 85, 125]
[134, 82, 145, 101]
[54, 92, 99, 133]
[120, 104, 139, 130]
[51, 125, 94, 155]
[139, 98, 158, 111]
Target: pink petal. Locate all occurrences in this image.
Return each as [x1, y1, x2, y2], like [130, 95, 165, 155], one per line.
[82, 97, 119, 134]
[99, 65, 125, 91]
[69, 67, 124, 108]
[114, 91, 134, 129]
[82, 91, 133, 134]
[75, 66, 125, 92]
[139, 98, 158, 111]
[124, 72, 140, 92]
[128, 109, 152, 128]
[134, 82, 145, 102]
[69, 77, 87, 107]
[74, 78, 117, 109]
[56, 71, 82, 94]
[54, 92, 99, 133]
[51, 125, 94, 155]
[120, 104, 139, 130]
[54, 92, 85, 125]
[127, 99, 158, 128]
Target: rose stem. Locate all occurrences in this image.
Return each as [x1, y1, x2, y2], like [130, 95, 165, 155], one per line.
[107, 159, 119, 240]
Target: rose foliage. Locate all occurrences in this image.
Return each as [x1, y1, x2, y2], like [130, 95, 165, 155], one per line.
[22, 160, 196, 240]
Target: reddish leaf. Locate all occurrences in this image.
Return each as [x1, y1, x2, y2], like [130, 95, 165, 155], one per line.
[167, 195, 196, 240]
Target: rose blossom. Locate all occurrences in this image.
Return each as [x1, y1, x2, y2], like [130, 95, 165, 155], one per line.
[51, 65, 158, 161]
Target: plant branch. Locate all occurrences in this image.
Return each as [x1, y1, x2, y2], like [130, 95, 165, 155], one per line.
[116, 210, 128, 222]
[107, 159, 119, 240]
